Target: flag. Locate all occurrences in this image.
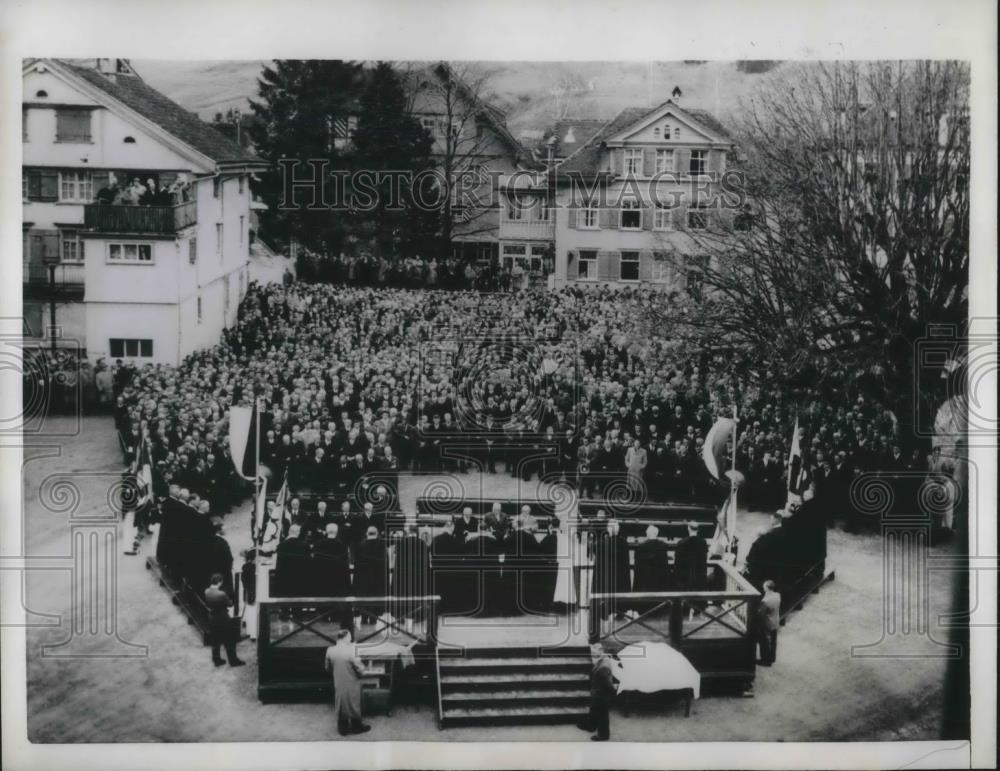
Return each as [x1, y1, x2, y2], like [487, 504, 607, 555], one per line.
[787, 417, 803, 493]
[258, 471, 289, 551]
[229, 404, 259, 480]
[702, 417, 737, 481]
[252, 474, 268, 544]
[130, 434, 153, 508]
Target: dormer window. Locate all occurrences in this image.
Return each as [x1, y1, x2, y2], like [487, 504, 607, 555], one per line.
[654, 128, 661, 139]
[123, 136, 136, 143]
[664, 123, 671, 138]
[35, 90, 48, 98]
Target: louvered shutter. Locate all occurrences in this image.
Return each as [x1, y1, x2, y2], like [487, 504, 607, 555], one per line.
[607, 251, 621, 281]
[39, 171, 59, 201]
[642, 205, 653, 230]
[643, 148, 656, 177]
[27, 171, 42, 200]
[569, 207, 578, 229]
[597, 250, 612, 280]
[599, 207, 612, 229]
[43, 231, 61, 262]
[607, 150, 616, 176]
[639, 250, 653, 280]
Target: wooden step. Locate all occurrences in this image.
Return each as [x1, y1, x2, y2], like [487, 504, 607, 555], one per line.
[440, 671, 588, 689]
[438, 645, 591, 658]
[438, 656, 590, 674]
[440, 703, 589, 727]
[442, 688, 590, 704]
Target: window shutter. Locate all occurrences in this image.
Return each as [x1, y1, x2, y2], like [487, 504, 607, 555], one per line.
[676, 201, 688, 231]
[597, 250, 611, 280]
[639, 250, 653, 281]
[43, 231, 61, 262]
[39, 171, 59, 201]
[91, 171, 109, 194]
[641, 205, 653, 230]
[599, 207, 612, 229]
[607, 150, 616, 175]
[643, 148, 656, 177]
[608, 251, 621, 281]
[567, 250, 576, 275]
[27, 170, 42, 200]
[676, 149, 691, 175]
[710, 149, 725, 178]
[569, 208, 578, 229]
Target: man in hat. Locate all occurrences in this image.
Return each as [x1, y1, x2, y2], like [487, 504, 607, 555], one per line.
[633, 524, 671, 595]
[204, 573, 245, 667]
[324, 629, 371, 736]
[755, 579, 781, 666]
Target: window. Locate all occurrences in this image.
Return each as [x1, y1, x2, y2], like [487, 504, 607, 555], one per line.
[239, 216, 245, 247]
[687, 204, 709, 230]
[663, 123, 671, 138]
[653, 128, 660, 139]
[538, 198, 551, 222]
[623, 149, 643, 176]
[620, 251, 640, 281]
[213, 177, 221, 198]
[216, 223, 223, 256]
[22, 174, 28, 200]
[238, 175, 245, 194]
[59, 171, 93, 202]
[577, 249, 597, 280]
[578, 203, 598, 229]
[420, 116, 437, 133]
[224, 274, 231, 314]
[61, 230, 83, 263]
[689, 150, 708, 175]
[654, 203, 674, 230]
[619, 198, 641, 230]
[197, 296, 203, 324]
[655, 149, 674, 175]
[55, 108, 92, 142]
[650, 253, 671, 282]
[22, 108, 28, 141]
[188, 237, 197, 265]
[109, 338, 153, 358]
[108, 242, 153, 263]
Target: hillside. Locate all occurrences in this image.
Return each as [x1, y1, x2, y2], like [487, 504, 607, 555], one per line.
[134, 59, 787, 137]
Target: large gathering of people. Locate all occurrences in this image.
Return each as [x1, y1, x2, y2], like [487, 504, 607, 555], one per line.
[111, 279, 953, 540]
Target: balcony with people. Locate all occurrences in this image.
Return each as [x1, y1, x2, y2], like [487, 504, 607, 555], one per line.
[84, 173, 197, 236]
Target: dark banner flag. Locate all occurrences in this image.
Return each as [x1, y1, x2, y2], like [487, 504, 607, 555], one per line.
[229, 404, 259, 480]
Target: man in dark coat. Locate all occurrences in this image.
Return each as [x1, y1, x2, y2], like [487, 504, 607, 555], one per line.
[205, 573, 245, 667]
[576, 646, 618, 741]
[633, 524, 671, 595]
[504, 513, 541, 615]
[352, 526, 388, 622]
[452, 507, 479, 542]
[744, 514, 787, 592]
[205, 518, 235, 598]
[274, 524, 312, 597]
[591, 519, 631, 620]
[673, 521, 708, 592]
[431, 519, 463, 614]
[311, 523, 352, 596]
[390, 521, 431, 622]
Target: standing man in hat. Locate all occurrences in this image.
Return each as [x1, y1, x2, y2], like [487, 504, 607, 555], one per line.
[576, 644, 618, 741]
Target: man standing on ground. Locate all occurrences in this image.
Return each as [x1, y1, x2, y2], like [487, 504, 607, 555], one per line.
[205, 573, 245, 667]
[756, 579, 781, 666]
[324, 629, 371, 736]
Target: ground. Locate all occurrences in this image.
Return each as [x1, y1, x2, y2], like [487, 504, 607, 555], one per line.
[22, 416, 959, 743]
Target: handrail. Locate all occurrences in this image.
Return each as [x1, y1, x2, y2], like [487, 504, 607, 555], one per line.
[260, 594, 441, 605]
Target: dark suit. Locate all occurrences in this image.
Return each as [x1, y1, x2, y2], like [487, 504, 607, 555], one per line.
[673, 534, 708, 591]
[391, 535, 431, 619]
[581, 656, 617, 740]
[431, 531, 462, 613]
[205, 584, 239, 664]
[591, 533, 631, 618]
[353, 539, 389, 621]
[311, 536, 351, 596]
[274, 536, 312, 597]
[633, 538, 671, 593]
[452, 515, 479, 542]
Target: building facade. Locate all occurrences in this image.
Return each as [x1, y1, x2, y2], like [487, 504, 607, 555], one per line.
[22, 58, 267, 365]
[495, 100, 737, 290]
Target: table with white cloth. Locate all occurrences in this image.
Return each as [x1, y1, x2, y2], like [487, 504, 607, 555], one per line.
[611, 641, 701, 716]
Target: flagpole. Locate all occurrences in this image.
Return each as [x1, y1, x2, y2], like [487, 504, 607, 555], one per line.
[729, 404, 738, 553]
[253, 396, 262, 544]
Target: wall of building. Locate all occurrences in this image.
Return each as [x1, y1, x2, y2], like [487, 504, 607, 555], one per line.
[85, 301, 179, 365]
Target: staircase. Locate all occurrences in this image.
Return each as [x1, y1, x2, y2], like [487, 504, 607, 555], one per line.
[436, 645, 592, 727]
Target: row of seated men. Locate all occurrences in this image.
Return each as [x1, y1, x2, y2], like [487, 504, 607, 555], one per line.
[155, 485, 236, 597]
[272, 510, 712, 618]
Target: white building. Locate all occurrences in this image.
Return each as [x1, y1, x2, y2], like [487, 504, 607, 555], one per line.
[22, 58, 267, 365]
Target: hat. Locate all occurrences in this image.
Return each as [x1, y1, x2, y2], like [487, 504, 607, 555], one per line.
[366, 526, 378, 537]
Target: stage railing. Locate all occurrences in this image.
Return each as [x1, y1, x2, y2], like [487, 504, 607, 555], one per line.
[257, 595, 441, 702]
[588, 559, 760, 647]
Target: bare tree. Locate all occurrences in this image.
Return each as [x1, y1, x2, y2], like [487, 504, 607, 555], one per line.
[654, 61, 969, 439]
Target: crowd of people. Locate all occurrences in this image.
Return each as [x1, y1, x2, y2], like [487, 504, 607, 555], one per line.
[294, 250, 546, 293]
[95, 172, 192, 207]
[112, 280, 949, 540]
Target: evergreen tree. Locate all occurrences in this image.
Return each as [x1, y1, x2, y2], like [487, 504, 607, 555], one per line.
[248, 60, 364, 256]
[351, 62, 436, 258]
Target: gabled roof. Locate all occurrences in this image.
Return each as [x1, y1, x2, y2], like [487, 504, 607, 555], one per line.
[556, 100, 733, 176]
[546, 118, 607, 159]
[50, 59, 262, 166]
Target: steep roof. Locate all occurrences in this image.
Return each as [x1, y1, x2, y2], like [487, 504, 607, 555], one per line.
[546, 118, 607, 158]
[56, 60, 262, 165]
[556, 100, 732, 175]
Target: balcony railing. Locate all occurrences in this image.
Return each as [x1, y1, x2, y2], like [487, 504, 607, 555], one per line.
[23, 261, 86, 286]
[498, 218, 555, 240]
[83, 201, 197, 235]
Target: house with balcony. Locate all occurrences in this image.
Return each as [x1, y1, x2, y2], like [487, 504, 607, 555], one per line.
[548, 98, 736, 289]
[22, 58, 267, 364]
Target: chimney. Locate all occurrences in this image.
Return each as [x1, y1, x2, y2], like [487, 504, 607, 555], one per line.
[672, 85, 683, 100]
